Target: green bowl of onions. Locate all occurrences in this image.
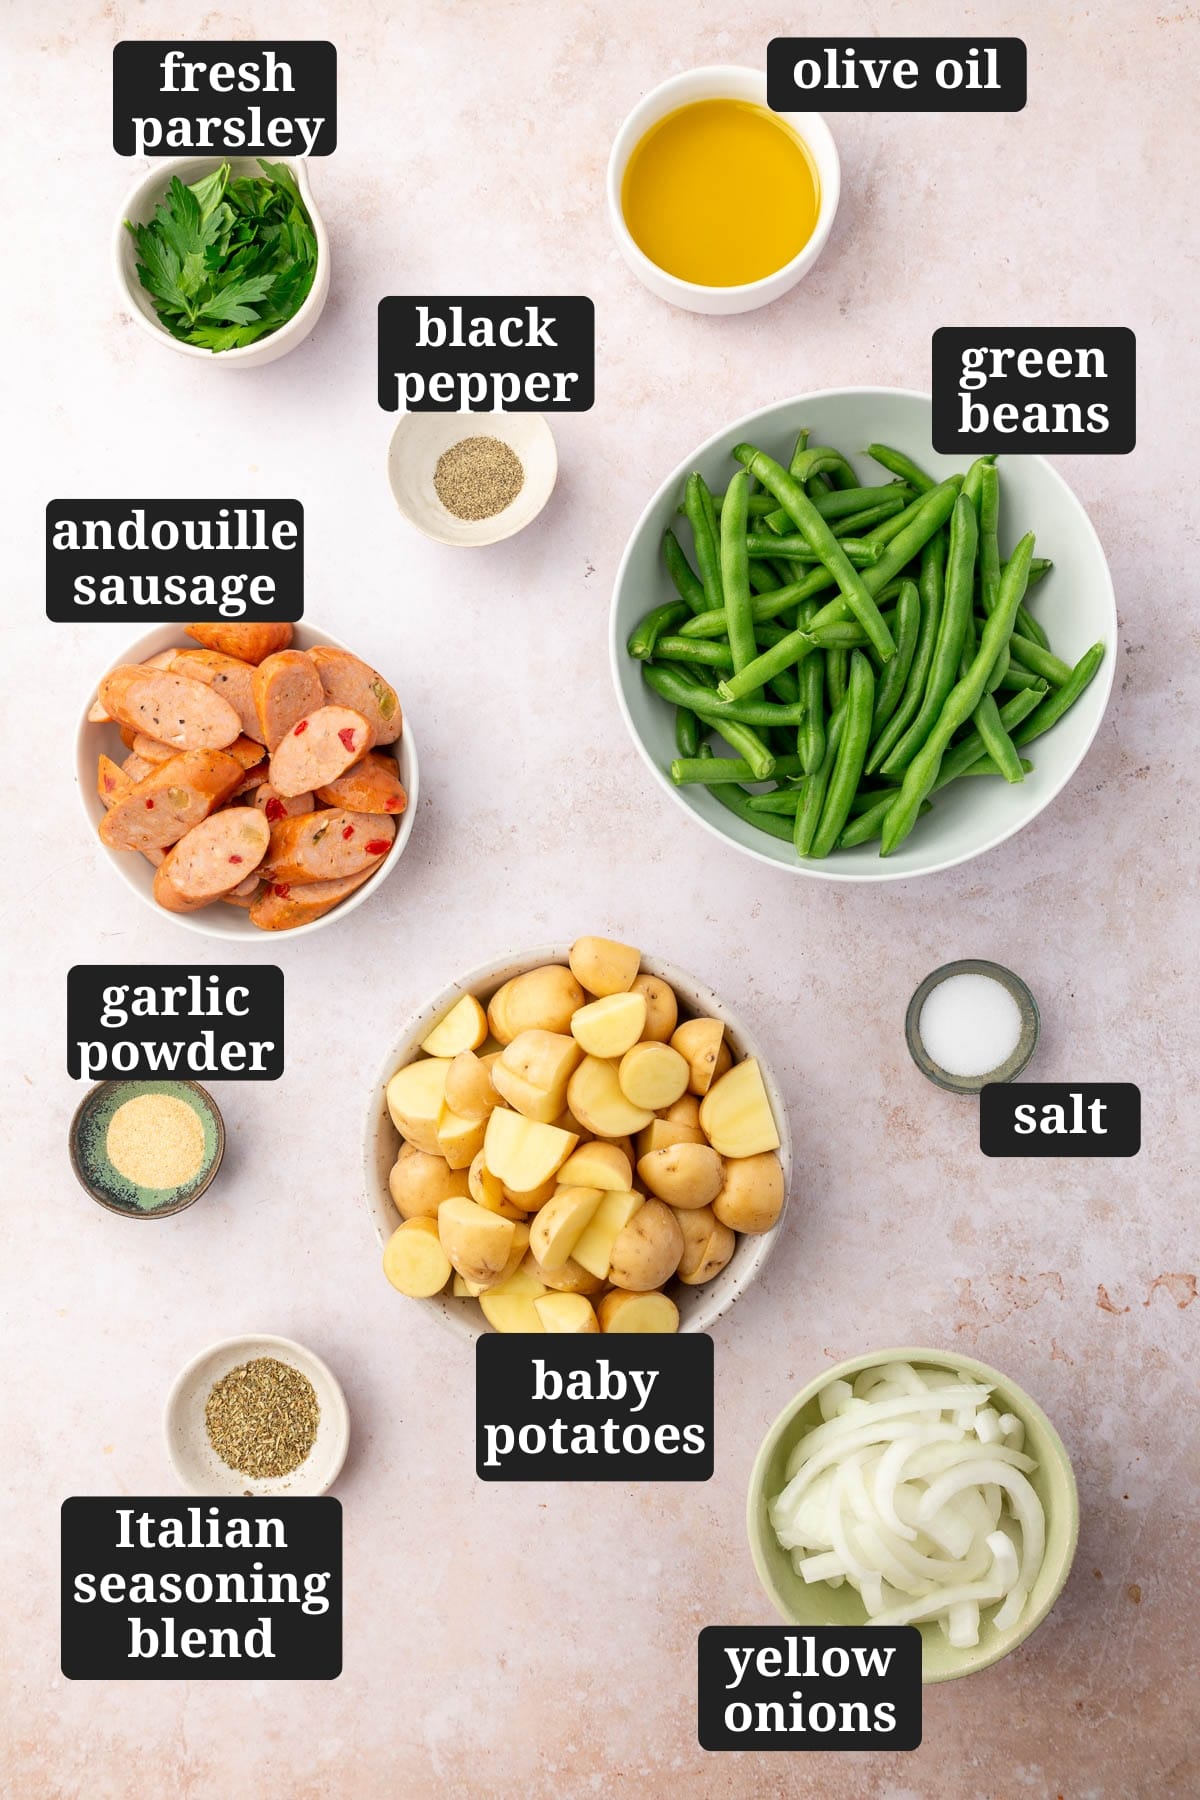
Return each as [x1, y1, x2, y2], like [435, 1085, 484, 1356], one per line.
[746, 1347, 1079, 1682]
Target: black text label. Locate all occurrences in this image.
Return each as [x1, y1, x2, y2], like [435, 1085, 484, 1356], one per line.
[981, 1082, 1140, 1156]
[932, 328, 1135, 454]
[698, 1626, 921, 1750]
[68, 967, 284, 1082]
[378, 297, 594, 412]
[113, 41, 336, 157]
[768, 39, 1025, 112]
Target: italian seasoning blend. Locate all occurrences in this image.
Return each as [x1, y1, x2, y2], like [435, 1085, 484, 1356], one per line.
[205, 1357, 320, 1480]
[434, 435, 525, 520]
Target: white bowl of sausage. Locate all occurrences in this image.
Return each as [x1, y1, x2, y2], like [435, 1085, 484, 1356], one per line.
[76, 621, 419, 941]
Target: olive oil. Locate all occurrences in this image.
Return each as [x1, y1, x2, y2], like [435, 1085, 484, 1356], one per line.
[621, 99, 819, 287]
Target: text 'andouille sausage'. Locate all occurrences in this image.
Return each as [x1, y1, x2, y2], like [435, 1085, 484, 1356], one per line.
[262, 808, 395, 884]
[153, 807, 271, 912]
[268, 705, 374, 798]
[99, 667, 241, 751]
[308, 645, 402, 746]
[98, 750, 246, 854]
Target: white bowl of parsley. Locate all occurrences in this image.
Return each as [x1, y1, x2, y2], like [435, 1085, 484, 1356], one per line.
[114, 156, 330, 365]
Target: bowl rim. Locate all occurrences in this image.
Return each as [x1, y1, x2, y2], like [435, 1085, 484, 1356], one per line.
[608, 384, 1117, 882]
[745, 1343, 1081, 1683]
[112, 154, 329, 361]
[361, 942, 793, 1341]
[605, 64, 841, 302]
[77, 617, 419, 942]
[68, 1077, 225, 1219]
[385, 411, 559, 547]
[163, 1331, 350, 1496]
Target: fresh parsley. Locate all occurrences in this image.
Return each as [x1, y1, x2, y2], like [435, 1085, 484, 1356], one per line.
[127, 160, 318, 352]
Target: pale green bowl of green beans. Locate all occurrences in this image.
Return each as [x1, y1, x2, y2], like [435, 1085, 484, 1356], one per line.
[610, 388, 1116, 881]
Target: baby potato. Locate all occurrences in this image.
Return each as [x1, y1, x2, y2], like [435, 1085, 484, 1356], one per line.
[608, 1199, 684, 1292]
[674, 1206, 736, 1285]
[670, 1018, 728, 1097]
[570, 991, 646, 1058]
[493, 1029, 583, 1124]
[383, 1217, 452, 1298]
[483, 1108, 578, 1194]
[420, 992, 488, 1058]
[487, 965, 586, 1043]
[557, 1140, 633, 1192]
[699, 1058, 781, 1159]
[636, 1116, 704, 1158]
[437, 1196, 515, 1287]
[435, 1105, 487, 1170]
[524, 1250, 605, 1295]
[618, 1041, 690, 1111]
[468, 1150, 526, 1221]
[663, 1093, 702, 1130]
[597, 1290, 680, 1333]
[389, 1148, 471, 1220]
[444, 1049, 499, 1122]
[631, 971, 678, 1043]
[386, 1057, 451, 1155]
[568, 1056, 655, 1138]
[712, 1151, 785, 1234]
[637, 1142, 724, 1210]
[534, 1293, 600, 1333]
[568, 935, 641, 998]
[529, 1186, 603, 1272]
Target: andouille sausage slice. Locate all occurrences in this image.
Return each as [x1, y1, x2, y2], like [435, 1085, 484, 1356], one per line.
[99, 750, 245, 854]
[253, 782, 314, 822]
[129, 732, 174, 762]
[171, 649, 264, 743]
[250, 866, 378, 932]
[121, 753, 157, 782]
[262, 808, 395, 884]
[268, 706, 375, 799]
[316, 750, 408, 816]
[307, 645, 402, 746]
[88, 650, 177, 722]
[221, 872, 264, 909]
[154, 808, 271, 912]
[99, 667, 241, 751]
[232, 756, 270, 797]
[184, 622, 293, 664]
[97, 755, 131, 809]
[252, 649, 324, 750]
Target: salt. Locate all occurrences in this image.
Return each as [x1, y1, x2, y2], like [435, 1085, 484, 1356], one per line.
[918, 972, 1023, 1078]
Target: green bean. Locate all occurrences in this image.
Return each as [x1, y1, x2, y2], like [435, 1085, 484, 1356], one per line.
[712, 484, 906, 522]
[880, 494, 977, 776]
[748, 559, 781, 596]
[837, 795, 933, 850]
[866, 531, 945, 776]
[880, 533, 1034, 855]
[662, 528, 707, 614]
[681, 483, 956, 642]
[1009, 633, 1072, 686]
[996, 664, 1047, 693]
[960, 454, 998, 511]
[720, 470, 757, 685]
[748, 789, 803, 814]
[671, 753, 807, 785]
[675, 707, 700, 758]
[683, 473, 724, 613]
[959, 612, 1024, 783]
[1009, 643, 1106, 746]
[866, 442, 938, 491]
[932, 684, 1046, 788]
[870, 579, 920, 737]
[828, 495, 908, 536]
[825, 647, 849, 709]
[794, 702, 845, 856]
[811, 650, 875, 856]
[977, 462, 1009, 693]
[733, 445, 897, 660]
[796, 602, 825, 775]
[1025, 557, 1053, 589]
[789, 446, 860, 490]
[711, 612, 891, 703]
[644, 663, 807, 730]
[627, 601, 690, 660]
[651, 635, 735, 670]
[705, 779, 796, 842]
[748, 534, 882, 566]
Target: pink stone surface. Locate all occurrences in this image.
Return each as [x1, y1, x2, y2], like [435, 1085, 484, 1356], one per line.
[2, 1, 1196, 1795]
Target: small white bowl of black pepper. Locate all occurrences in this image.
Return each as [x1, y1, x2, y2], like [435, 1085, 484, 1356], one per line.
[387, 410, 557, 546]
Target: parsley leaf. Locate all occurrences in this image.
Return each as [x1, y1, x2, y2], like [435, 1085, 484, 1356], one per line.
[126, 162, 318, 352]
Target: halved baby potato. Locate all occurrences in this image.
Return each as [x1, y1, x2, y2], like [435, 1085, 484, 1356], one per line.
[670, 1018, 728, 1097]
[608, 1200, 684, 1293]
[637, 1141, 724, 1210]
[557, 1140, 633, 1192]
[444, 1049, 499, 1122]
[386, 1058, 451, 1155]
[571, 1189, 643, 1278]
[479, 1261, 547, 1332]
[383, 1217, 452, 1297]
[483, 1107, 577, 1192]
[699, 1058, 780, 1158]
[567, 1056, 655, 1138]
[618, 1041, 690, 1111]
[420, 992, 487, 1058]
[437, 1196, 515, 1288]
[487, 965, 585, 1043]
[597, 1290, 680, 1333]
[570, 991, 647, 1058]
[493, 1030, 583, 1124]
[436, 1104, 487, 1170]
[674, 1205, 736, 1285]
[712, 1150, 785, 1234]
[630, 972, 678, 1043]
[388, 1148, 470, 1220]
[528, 1185, 604, 1272]
[534, 1293, 599, 1333]
[468, 1149, 526, 1221]
[636, 1116, 704, 1158]
[568, 935, 640, 997]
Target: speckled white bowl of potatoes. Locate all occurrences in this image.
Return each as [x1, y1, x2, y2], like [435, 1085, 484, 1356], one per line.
[363, 941, 793, 1340]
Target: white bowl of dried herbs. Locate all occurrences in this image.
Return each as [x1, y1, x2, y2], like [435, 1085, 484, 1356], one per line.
[114, 156, 330, 366]
[387, 411, 558, 545]
[165, 1335, 350, 1496]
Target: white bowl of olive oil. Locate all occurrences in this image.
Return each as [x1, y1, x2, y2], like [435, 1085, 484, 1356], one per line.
[607, 66, 840, 315]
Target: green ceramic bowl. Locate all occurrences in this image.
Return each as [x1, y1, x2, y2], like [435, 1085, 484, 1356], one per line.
[746, 1346, 1079, 1683]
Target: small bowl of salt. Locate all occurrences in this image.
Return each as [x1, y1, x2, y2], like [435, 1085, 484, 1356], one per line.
[386, 410, 558, 546]
[905, 960, 1039, 1096]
